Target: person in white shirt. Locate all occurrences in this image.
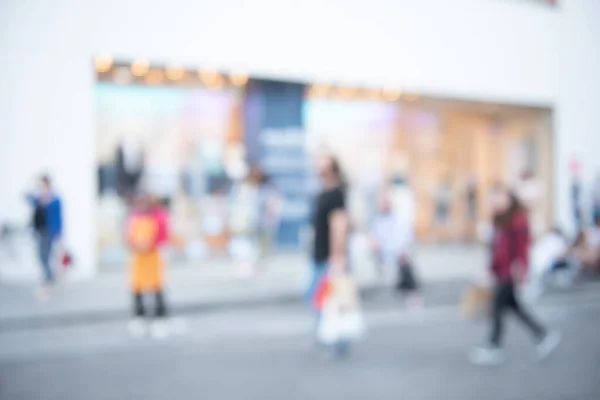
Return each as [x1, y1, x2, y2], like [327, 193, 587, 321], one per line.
[572, 218, 600, 274]
[528, 228, 573, 298]
[592, 175, 600, 222]
[370, 187, 420, 304]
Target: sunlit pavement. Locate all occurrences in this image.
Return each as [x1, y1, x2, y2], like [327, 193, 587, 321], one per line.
[1, 285, 599, 400]
[0, 246, 485, 326]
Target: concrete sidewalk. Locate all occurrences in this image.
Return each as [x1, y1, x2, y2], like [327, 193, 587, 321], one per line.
[0, 246, 485, 329]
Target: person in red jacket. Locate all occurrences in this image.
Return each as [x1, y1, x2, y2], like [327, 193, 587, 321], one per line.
[470, 187, 561, 366]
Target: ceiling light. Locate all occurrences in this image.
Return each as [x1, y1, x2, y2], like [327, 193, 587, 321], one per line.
[382, 88, 401, 102]
[206, 74, 225, 89]
[145, 69, 164, 85]
[337, 86, 356, 99]
[131, 60, 150, 77]
[166, 65, 185, 80]
[365, 89, 382, 101]
[310, 84, 330, 97]
[200, 69, 225, 89]
[95, 53, 113, 73]
[403, 93, 420, 103]
[199, 69, 219, 83]
[229, 72, 249, 87]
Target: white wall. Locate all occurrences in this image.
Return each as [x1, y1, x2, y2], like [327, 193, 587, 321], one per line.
[0, 0, 598, 277]
[555, 0, 600, 230]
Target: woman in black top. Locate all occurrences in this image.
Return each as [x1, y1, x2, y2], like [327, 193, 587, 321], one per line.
[308, 154, 350, 354]
[311, 154, 349, 273]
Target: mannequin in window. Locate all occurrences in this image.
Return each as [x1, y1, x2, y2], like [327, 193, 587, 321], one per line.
[515, 170, 544, 239]
[116, 135, 145, 199]
[465, 175, 478, 241]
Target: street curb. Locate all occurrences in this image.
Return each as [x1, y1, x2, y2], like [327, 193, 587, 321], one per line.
[2, 278, 597, 332]
[0, 285, 387, 332]
[0, 279, 471, 332]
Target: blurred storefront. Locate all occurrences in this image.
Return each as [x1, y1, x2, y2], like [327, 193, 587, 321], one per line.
[3, 0, 599, 279]
[96, 65, 246, 266]
[304, 90, 552, 243]
[95, 65, 313, 267]
[94, 62, 553, 269]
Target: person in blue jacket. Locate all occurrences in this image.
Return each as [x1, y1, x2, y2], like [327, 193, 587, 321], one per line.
[27, 175, 63, 293]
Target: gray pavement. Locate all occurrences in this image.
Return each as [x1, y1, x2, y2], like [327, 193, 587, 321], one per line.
[1, 284, 600, 400]
[0, 246, 484, 328]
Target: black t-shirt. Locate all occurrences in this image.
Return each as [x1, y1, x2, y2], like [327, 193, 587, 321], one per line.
[312, 186, 346, 263]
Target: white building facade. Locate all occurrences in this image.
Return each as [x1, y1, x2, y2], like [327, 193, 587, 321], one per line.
[1, 0, 599, 277]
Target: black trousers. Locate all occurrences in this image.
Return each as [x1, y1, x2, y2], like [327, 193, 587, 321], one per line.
[133, 291, 167, 318]
[490, 281, 545, 346]
[396, 261, 418, 292]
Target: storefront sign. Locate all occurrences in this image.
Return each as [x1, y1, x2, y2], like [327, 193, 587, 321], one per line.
[243, 79, 307, 248]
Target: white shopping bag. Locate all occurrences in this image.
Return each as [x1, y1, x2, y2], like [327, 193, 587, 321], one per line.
[317, 275, 366, 345]
[228, 236, 258, 260]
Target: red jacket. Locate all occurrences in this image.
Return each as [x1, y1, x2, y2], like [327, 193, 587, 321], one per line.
[491, 211, 530, 282]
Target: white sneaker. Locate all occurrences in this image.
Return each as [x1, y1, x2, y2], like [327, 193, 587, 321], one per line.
[151, 320, 172, 340]
[128, 318, 147, 338]
[469, 346, 505, 366]
[536, 331, 561, 361]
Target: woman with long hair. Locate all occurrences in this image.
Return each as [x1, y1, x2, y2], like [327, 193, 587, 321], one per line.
[309, 153, 352, 356]
[470, 186, 560, 366]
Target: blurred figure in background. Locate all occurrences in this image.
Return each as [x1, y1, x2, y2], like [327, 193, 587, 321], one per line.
[461, 184, 493, 321]
[389, 171, 415, 239]
[370, 187, 420, 306]
[516, 170, 545, 238]
[228, 166, 273, 277]
[126, 194, 170, 339]
[464, 175, 478, 242]
[433, 178, 453, 241]
[592, 174, 600, 224]
[470, 187, 560, 366]
[116, 135, 145, 200]
[572, 216, 600, 275]
[568, 163, 583, 231]
[527, 227, 575, 301]
[308, 153, 351, 357]
[27, 174, 63, 300]
[260, 174, 283, 261]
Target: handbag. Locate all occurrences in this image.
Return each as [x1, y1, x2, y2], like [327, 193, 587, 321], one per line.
[53, 240, 74, 271]
[60, 250, 73, 270]
[317, 274, 366, 345]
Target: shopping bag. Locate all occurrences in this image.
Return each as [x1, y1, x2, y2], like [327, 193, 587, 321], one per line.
[312, 273, 332, 310]
[60, 250, 73, 270]
[459, 283, 491, 319]
[317, 274, 366, 345]
[332, 274, 361, 311]
[53, 241, 74, 271]
[228, 236, 258, 261]
[317, 301, 366, 345]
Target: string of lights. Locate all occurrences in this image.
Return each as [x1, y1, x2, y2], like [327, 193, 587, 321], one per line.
[94, 55, 418, 102]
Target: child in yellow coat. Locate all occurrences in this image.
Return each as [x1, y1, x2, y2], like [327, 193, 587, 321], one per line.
[127, 195, 169, 338]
